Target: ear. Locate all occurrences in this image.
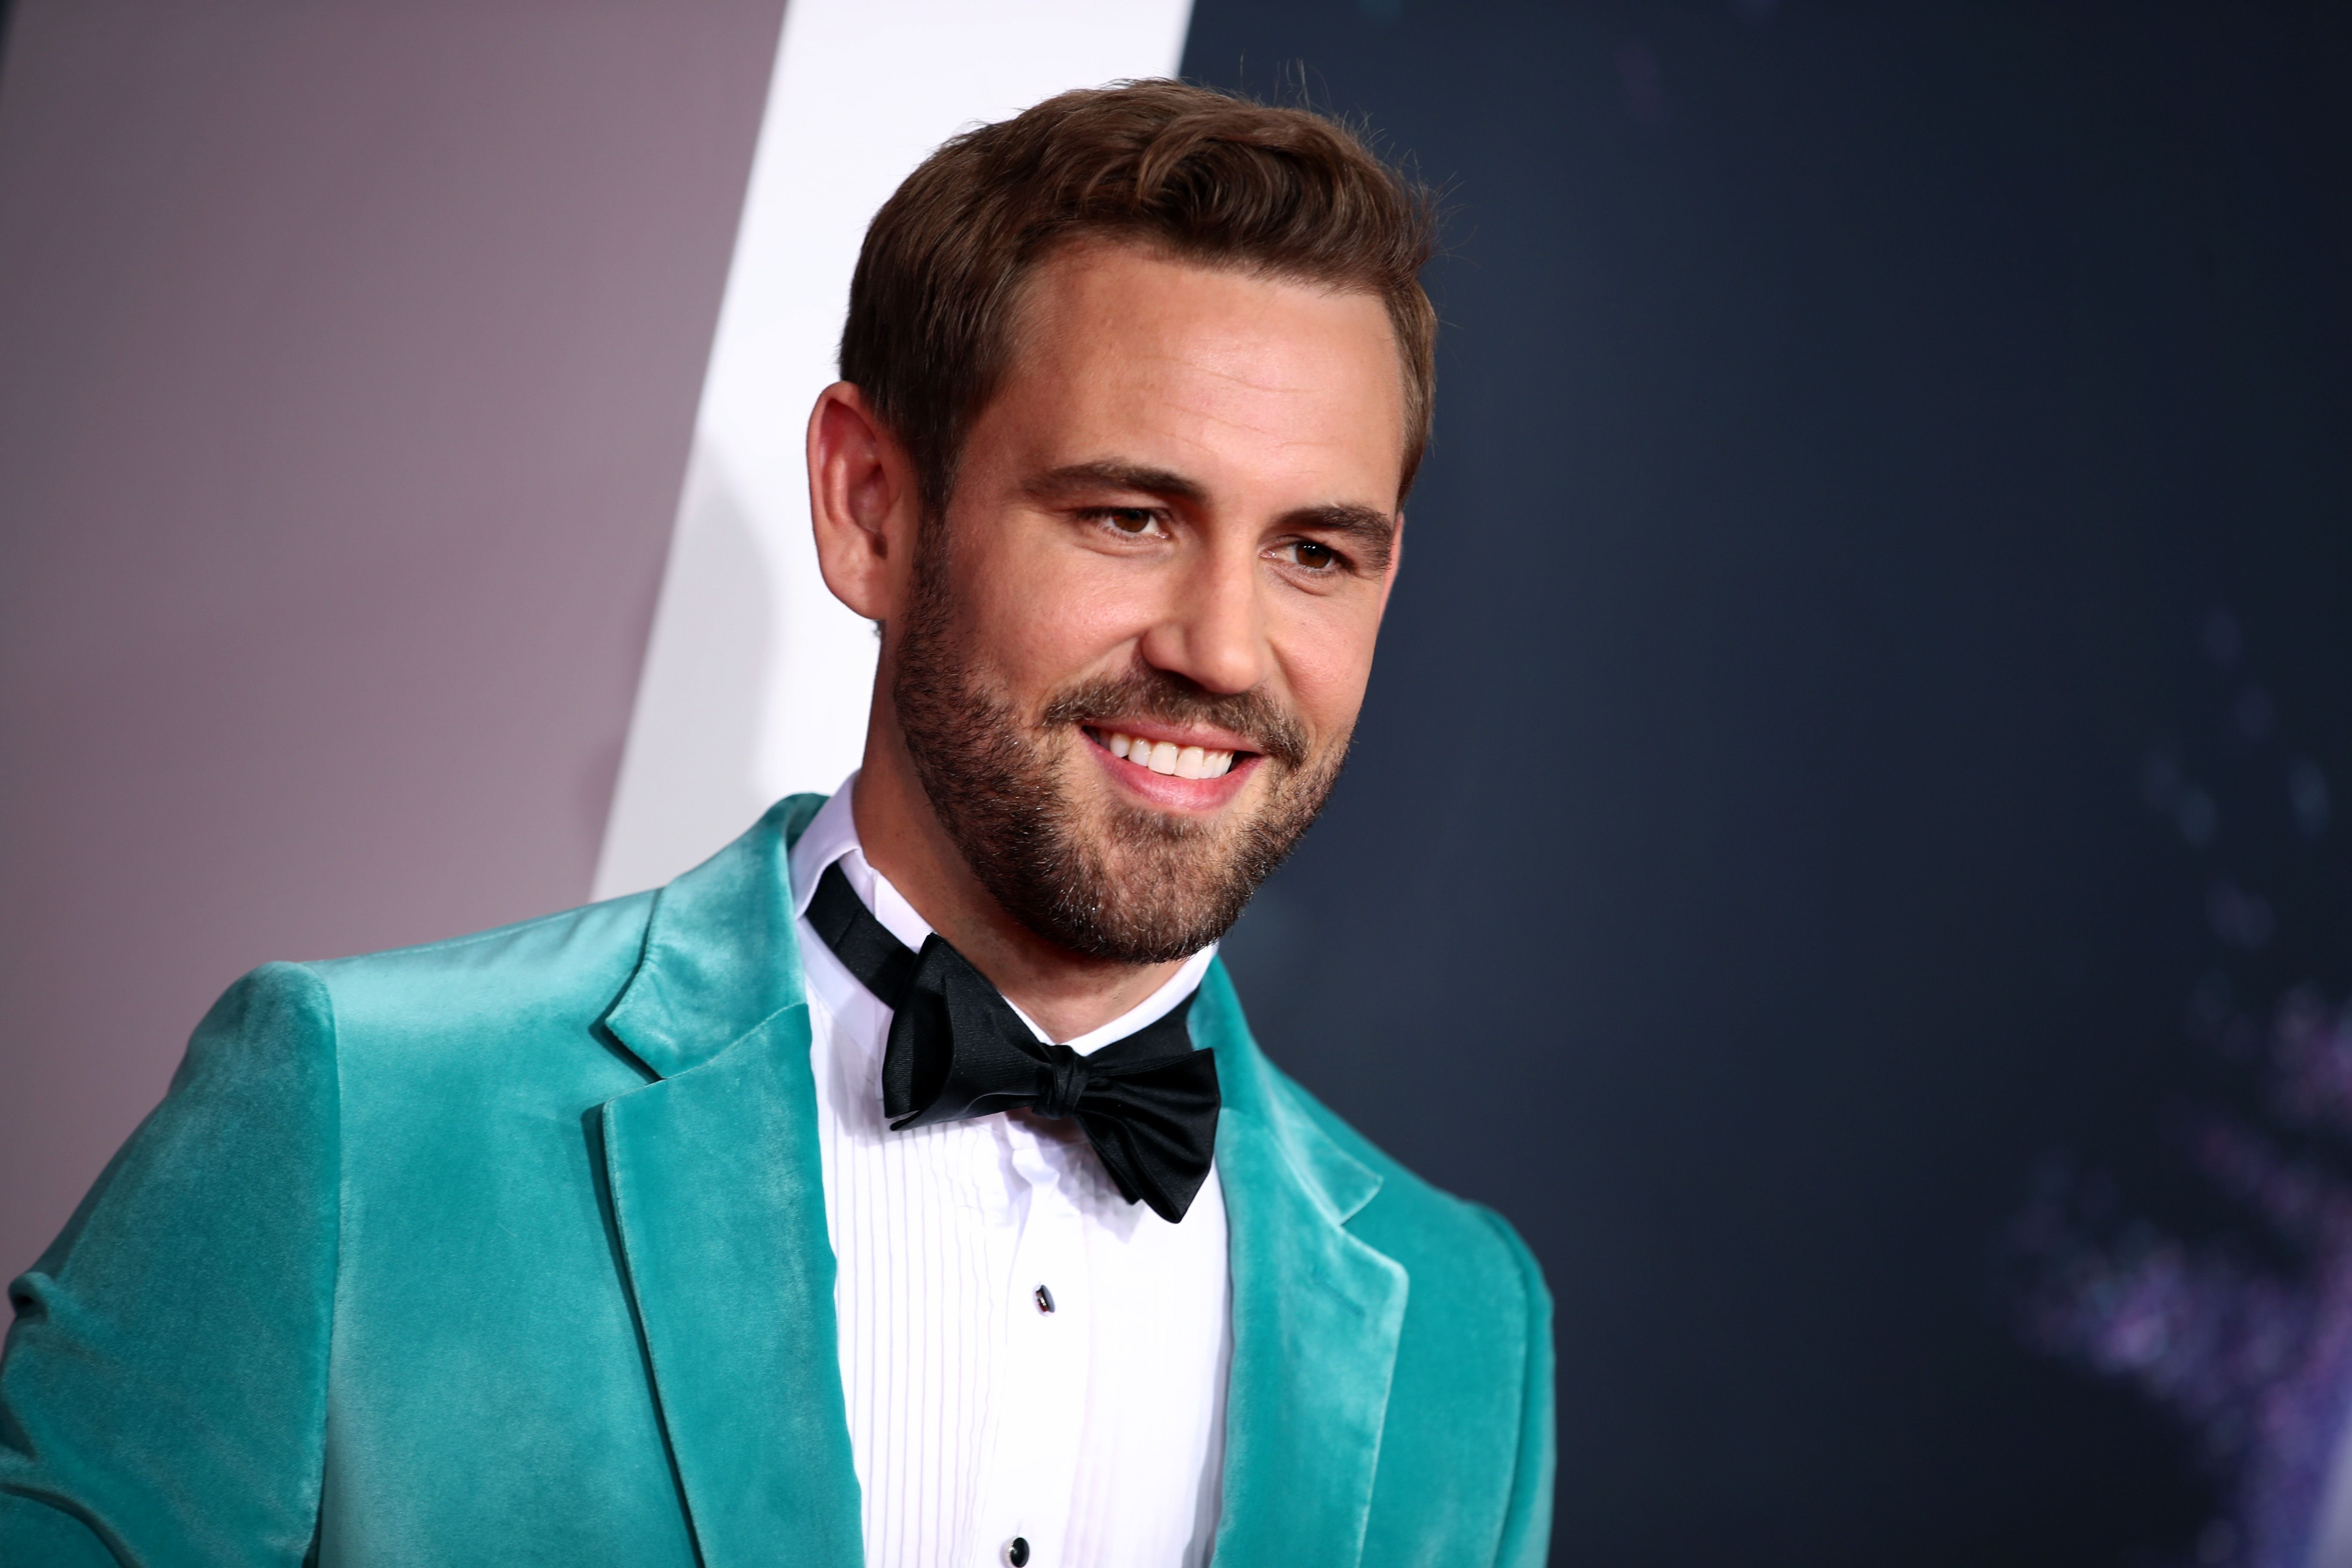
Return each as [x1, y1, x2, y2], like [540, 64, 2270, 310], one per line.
[808, 381, 920, 622]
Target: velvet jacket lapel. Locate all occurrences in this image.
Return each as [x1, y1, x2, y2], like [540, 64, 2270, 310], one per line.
[589, 795, 1409, 1568]
[1196, 963, 1410, 1568]
[597, 795, 862, 1568]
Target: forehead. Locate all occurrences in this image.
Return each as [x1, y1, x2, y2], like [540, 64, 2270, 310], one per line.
[979, 242, 1409, 502]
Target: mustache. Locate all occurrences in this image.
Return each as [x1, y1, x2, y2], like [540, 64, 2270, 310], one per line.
[1040, 668, 1310, 770]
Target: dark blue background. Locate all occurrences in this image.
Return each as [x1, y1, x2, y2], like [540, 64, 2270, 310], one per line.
[1190, 3, 2352, 1561]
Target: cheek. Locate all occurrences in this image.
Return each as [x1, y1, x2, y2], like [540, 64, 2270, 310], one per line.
[1270, 598, 1383, 743]
[958, 527, 1150, 688]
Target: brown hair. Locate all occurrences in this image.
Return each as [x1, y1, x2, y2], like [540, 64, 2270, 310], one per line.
[840, 79, 1439, 514]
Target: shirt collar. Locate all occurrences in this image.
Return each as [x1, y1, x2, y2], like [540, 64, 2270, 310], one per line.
[789, 774, 1216, 1053]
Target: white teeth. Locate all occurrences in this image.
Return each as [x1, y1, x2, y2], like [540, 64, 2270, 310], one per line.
[1105, 731, 1237, 780]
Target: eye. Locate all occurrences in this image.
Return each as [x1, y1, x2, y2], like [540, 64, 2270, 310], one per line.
[1089, 507, 1167, 539]
[1277, 539, 1344, 572]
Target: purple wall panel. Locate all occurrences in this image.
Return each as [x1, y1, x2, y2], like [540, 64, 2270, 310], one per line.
[0, 0, 784, 1274]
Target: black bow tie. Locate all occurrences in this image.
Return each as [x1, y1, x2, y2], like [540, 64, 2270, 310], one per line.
[805, 862, 1220, 1223]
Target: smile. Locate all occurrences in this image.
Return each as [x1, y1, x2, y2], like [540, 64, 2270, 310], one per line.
[1093, 729, 1240, 780]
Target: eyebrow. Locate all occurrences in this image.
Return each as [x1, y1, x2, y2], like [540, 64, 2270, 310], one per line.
[1024, 461, 1400, 570]
[1022, 461, 1208, 507]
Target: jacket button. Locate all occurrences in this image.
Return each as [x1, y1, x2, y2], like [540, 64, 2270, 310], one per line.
[1034, 1283, 1055, 1314]
[1005, 1537, 1031, 1566]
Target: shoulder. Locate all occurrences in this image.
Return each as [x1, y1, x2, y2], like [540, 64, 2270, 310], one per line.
[161, 892, 658, 1094]
[303, 891, 656, 1043]
[1252, 1053, 1555, 1559]
[1258, 1056, 1551, 1326]
[218, 892, 666, 1117]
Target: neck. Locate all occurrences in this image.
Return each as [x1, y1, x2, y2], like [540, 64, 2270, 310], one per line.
[850, 701, 1186, 1043]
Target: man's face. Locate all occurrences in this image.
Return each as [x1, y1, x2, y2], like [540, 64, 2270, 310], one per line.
[890, 242, 1407, 962]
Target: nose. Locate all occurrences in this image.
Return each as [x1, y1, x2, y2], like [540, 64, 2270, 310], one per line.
[1134, 539, 1270, 696]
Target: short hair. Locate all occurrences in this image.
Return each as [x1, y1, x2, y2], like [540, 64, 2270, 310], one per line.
[840, 79, 1439, 515]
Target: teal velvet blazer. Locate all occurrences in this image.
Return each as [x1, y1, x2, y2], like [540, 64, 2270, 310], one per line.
[0, 796, 1554, 1567]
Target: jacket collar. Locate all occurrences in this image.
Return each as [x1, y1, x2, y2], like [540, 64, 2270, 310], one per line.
[1195, 962, 1409, 1568]
[601, 793, 824, 1080]
[595, 795, 1407, 1568]
[597, 794, 861, 1568]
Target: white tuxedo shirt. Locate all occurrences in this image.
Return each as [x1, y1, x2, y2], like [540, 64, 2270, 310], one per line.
[788, 781, 1230, 1568]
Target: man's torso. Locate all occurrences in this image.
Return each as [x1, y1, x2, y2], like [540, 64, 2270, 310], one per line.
[0, 797, 1553, 1568]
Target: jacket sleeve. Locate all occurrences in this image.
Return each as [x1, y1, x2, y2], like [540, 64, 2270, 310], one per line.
[0, 964, 340, 1567]
[1479, 1207, 1556, 1568]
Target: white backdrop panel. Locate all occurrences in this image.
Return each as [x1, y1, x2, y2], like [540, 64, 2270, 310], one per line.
[594, 0, 1194, 900]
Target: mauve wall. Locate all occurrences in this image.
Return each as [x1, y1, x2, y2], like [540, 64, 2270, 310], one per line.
[0, 0, 783, 1276]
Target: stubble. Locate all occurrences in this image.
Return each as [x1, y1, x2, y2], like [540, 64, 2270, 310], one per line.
[890, 525, 1348, 964]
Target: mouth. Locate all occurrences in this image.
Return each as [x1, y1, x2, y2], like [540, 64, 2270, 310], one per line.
[1078, 722, 1271, 811]
[1092, 727, 1244, 780]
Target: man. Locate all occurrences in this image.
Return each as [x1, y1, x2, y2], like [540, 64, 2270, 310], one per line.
[0, 81, 1552, 1567]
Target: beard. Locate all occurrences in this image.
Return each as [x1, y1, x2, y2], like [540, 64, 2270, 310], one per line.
[890, 532, 1349, 964]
